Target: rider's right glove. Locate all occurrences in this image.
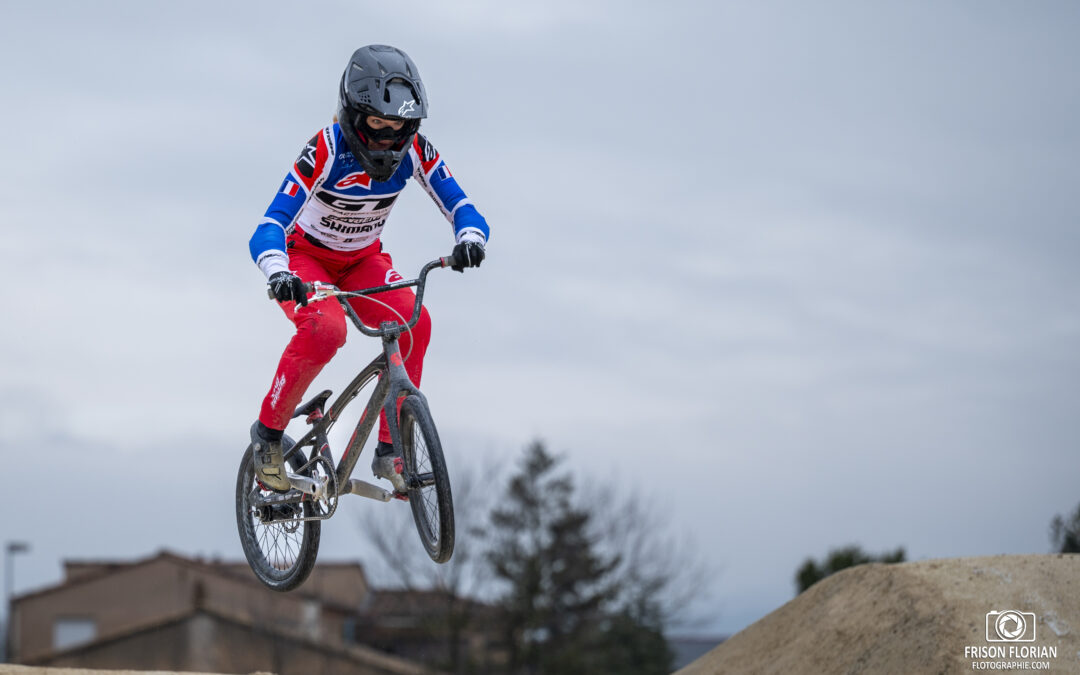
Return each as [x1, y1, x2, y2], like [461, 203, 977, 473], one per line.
[268, 271, 308, 307]
[451, 241, 485, 273]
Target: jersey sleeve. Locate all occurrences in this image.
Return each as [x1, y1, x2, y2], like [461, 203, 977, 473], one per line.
[409, 134, 490, 245]
[248, 126, 335, 278]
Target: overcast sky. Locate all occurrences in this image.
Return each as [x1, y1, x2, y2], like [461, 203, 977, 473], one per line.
[1, 0, 1078, 636]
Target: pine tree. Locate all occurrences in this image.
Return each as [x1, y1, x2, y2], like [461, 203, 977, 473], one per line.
[1050, 503, 1080, 553]
[795, 545, 906, 594]
[485, 441, 673, 674]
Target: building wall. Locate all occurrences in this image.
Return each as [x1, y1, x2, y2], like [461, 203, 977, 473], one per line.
[43, 612, 419, 675]
[16, 556, 193, 661]
[11, 553, 451, 675]
[13, 555, 341, 662]
[216, 561, 370, 609]
[64, 558, 371, 609]
[45, 616, 192, 672]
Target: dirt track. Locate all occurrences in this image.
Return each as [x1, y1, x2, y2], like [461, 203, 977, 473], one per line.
[678, 554, 1079, 674]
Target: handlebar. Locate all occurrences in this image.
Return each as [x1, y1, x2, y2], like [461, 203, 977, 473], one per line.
[266, 255, 455, 338]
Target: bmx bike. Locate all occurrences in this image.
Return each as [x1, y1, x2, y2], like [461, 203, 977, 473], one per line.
[236, 255, 456, 591]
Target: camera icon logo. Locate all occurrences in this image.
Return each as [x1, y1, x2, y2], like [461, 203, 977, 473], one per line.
[986, 610, 1036, 642]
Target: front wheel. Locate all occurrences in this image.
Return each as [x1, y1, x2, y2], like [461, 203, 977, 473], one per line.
[235, 436, 321, 591]
[399, 395, 455, 563]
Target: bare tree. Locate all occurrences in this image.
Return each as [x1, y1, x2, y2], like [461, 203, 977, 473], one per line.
[585, 482, 716, 633]
[357, 453, 505, 673]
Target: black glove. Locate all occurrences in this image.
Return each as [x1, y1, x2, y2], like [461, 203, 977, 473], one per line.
[268, 271, 308, 307]
[451, 241, 486, 272]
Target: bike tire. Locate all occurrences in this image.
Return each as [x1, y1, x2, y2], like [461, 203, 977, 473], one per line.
[399, 395, 455, 563]
[235, 435, 321, 591]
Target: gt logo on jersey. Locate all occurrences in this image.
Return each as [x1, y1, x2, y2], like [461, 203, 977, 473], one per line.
[385, 269, 403, 284]
[335, 172, 371, 190]
[314, 191, 399, 213]
[296, 134, 318, 179]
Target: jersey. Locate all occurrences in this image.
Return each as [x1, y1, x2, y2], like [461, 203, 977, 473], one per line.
[249, 124, 490, 278]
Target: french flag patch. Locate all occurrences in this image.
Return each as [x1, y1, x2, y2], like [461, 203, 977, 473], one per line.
[436, 166, 452, 181]
[282, 181, 299, 197]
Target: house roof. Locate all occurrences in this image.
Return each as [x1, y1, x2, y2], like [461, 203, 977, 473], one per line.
[14, 549, 367, 614]
[22, 603, 441, 675]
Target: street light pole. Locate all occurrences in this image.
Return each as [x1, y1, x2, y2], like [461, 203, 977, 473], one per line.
[4, 541, 30, 663]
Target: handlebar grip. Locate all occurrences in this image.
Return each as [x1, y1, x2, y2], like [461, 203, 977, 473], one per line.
[266, 281, 314, 300]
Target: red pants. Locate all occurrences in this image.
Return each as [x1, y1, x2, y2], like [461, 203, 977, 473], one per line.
[258, 231, 431, 443]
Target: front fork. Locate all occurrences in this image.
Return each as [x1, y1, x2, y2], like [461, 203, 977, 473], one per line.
[379, 326, 427, 457]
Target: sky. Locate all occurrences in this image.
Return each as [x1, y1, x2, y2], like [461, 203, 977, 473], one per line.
[1, 0, 1078, 637]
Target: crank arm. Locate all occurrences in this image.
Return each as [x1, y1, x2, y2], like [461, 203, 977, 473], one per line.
[346, 479, 394, 502]
[287, 472, 329, 501]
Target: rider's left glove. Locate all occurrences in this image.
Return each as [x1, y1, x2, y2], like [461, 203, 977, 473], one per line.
[451, 241, 485, 273]
[268, 271, 308, 307]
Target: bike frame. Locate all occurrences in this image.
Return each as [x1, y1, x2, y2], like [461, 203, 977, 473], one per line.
[278, 257, 450, 499]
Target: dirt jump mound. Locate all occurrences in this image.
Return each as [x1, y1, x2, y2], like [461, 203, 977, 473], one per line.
[678, 554, 1078, 674]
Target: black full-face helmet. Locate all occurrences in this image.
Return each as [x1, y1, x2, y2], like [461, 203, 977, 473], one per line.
[337, 45, 428, 182]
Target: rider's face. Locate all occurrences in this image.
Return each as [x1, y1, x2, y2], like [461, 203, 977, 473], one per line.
[365, 115, 406, 151]
[366, 115, 405, 131]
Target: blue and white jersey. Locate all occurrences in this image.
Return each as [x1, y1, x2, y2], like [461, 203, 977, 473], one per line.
[249, 124, 489, 278]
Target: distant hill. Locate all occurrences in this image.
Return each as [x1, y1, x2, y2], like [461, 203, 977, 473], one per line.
[676, 554, 1079, 674]
[669, 636, 727, 671]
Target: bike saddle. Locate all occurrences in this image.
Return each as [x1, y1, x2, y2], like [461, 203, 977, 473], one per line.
[292, 389, 333, 419]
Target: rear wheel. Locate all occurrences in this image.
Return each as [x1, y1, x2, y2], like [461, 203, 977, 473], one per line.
[399, 395, 454, 563]
[235, 436, 321, 591]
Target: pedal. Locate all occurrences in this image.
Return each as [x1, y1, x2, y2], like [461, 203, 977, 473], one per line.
[347, 479, 393, 502]
[251, 488, 304, 507]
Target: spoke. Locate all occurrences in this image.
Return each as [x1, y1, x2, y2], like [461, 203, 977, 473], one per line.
[247, 463, 311, 575]
[402, 413, 443, 545]
[424, 490, 438, 520]
[270, 529, 283, 569]
[415, 430, 431, 473]
[421, 483, 439, 538]
[418, 461, 438, 531]
[283, 532, 295, 566]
